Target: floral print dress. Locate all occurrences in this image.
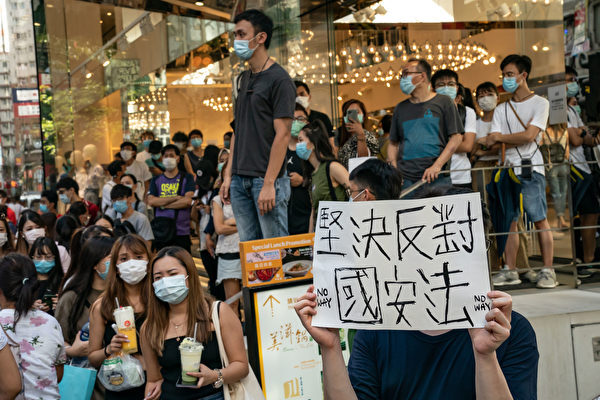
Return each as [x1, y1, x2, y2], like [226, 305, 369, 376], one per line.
[0, 308, 67, 400]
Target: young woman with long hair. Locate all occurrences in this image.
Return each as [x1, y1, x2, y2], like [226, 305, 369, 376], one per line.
[0, 206, 16, 256]
[336, 98, 379, 169]
[88, 234, 151, 399]
[29, 237, 64, 314]
[141, 246, 248, 400]
[297, 121, 350, 230]
[0, 253, 67, 399]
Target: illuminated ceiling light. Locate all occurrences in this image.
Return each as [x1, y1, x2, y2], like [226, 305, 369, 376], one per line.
[542, 45, 550, 51]
[532, 43, 539, 52]
[388, 52, 396, 62]
[355, 48, 361, 55]
[373, 52, 382, 63]
[107, 11, 112, 16]
[368, 41, 376, 54]
[34, 22, 41, 27]
[100, 20, 103, 24]
[357, 91, 363, 96]
[337, 96, 343, 101]
[341, 48, 348, 56]
[483, 59, 490, 65]
[195, 1, 204, 5]
[149, 104, 155, 110]
[489, 56, 496, 63]
[382, 42, 390, 53]
[397, 43, 403, 51]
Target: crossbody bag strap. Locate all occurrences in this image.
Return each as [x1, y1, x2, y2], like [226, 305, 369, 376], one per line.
[325, 161, 338, 201]
[211, 301, 229, 367]
[173, 173, 185, 222]
[506, 100, 541, 161]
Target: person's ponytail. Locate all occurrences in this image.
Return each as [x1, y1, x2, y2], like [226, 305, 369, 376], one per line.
[0, 253, 39, 327]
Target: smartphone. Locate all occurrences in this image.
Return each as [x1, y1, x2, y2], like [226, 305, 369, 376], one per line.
[175, 377, 198, 388]
[521, 158, 532, 180]
[346, 109, 359, 123]
[42, 291, 56, 309]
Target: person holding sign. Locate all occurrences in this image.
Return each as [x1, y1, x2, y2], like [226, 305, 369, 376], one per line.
[387, 59, 464, 189]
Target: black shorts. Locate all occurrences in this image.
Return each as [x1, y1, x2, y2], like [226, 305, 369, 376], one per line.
[578, 181, 600, 215]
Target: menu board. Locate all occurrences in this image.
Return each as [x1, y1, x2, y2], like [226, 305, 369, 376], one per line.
[240, 234, 314, 288]
[253, 284, 351, 400]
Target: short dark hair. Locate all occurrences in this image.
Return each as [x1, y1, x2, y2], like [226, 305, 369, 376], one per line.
[110, 184, 132, 200]
[141, 130, 154, 139]
[349, 159, 402, 200]
[566, 66, 577, 77]
[234, 9, 274, 49]
[224, 131, 233, 139]
[149, 140, 163, 155]
[381, 114, 392, 133]
[294, 81, 310, 94]
[295, 103, 308, 117]
[41, 190, 58, 208]
[162, 144, 180, 156]
[120, 141, 136, 151]
[188, 129, 203, 139]
[172, 131, 188, 144]
[476, 81, 499, 97]
[0, 190, 7, 199]
[67, 201, 88, 219]
[57, 177, 79, 193]
[431, 69, 459, 87]
[107, 160, 125, 177]
[408, 58, 432, 81]
[500, 54, 532, 77]
[122, 173, 138, 184]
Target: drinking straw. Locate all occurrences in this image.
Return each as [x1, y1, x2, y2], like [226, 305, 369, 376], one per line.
[193, 322, 198, 342]
[115, 297, 120, 309]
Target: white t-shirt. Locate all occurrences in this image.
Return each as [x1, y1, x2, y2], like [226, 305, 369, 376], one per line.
[212, 195, 240, 255]
[475, 119, 498, 161]
[101, 180, 116, 213]
[125, 160, 152, 200]
[58, 243, 71, 274]
[136, 150, 151, 163]
[451, 106, 476, 184]
[491, 95, 549, 176]
[567, 106, 590, 174]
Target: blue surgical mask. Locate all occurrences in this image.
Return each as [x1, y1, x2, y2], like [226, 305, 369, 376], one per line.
[59, 193, 70, 205]
[153, 274, 189, 304]
[502, 77, 519, 93]
[295, 142, 312, 161]
[400, 76, 416, 95]
[343, 114, 364, 124]
[151, 153, 161, 161]
[191, 138, 203, 148]
[234, 36, 259, 61]
[98, 260, 110, 280]
[143, 140, 152, 150]
[39, 203, 49, 213]
[291, 120, 306, 138]
[113, 200, 128, 214]
[217, 162, 225, 172]
[34, 259, 55, 274]
[573, 105, 582, 115]
[437, 86, 458, 100]
[567, 81, 579, 97]
[224, 140, 230, 149]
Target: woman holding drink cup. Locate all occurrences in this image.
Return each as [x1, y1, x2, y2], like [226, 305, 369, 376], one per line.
[141, 246, 248, 400]
[88, 234, 152, 399]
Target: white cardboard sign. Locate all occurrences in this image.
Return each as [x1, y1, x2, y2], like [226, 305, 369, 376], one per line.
[312, 193, 492, 330]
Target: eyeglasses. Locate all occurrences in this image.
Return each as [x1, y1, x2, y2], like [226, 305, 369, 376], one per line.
[346, 188, 366, 199]
[294, 116, 308, 122]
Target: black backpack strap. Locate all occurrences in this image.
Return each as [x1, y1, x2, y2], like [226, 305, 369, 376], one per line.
[325, 161, 338, 201]
[173, 173, 186, 223]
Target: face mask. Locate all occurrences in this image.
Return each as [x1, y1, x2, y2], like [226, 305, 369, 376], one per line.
[97, 260, 110, 280]
[113, 200, 128, 214]
[502, 77, 519, 93]
[190, 138, 203, 148]
[573, 105, 582, 115]
[291, 120, 306, 138]
[377, 128, 385, 137]
[124, 184, 134, 190]
[295, 142, 312, 161]
[400, 76, 417, 95]
[59, 193, 70, 205]
[143, 140, 152, 150]
[174, 142, 186, 151]
[349, 189, 366, 203]
[153, 274, 189, 304]
[478, 95, 497, 112]
[151, 153, 161, 161]
[234, 35, 259, 60]
[163, 157, 178, 171]
[343, 113, 364, 124]
[34, 259, 55, 274]
[224, 140, 230, 149]
[39, 203, 49, 213]
[296, 96, 310, 109]
[218, 162, 225, 172]
[117, 259, 148, 285]
[0, 232, 7, 247]
[567, 81, 579, 97]
[436, 86, 458, 100]
[120, 150, 133, 161]
[25, 228, 45, 245]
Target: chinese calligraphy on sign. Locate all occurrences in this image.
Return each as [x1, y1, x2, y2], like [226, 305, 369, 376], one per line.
[312, 193, 492, 330]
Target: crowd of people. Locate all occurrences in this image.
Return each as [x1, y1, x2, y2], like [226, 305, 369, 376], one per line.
[0, 7, 596, 400]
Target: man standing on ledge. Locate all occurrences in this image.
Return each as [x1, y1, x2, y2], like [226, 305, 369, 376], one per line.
[387, 59, 463, 190]
[220, 9, 295, 241]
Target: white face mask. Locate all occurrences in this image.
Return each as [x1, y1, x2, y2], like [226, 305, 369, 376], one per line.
[117, 259, 148, 285]
[296, 96, 310, 109]
[120, 150, 133, 161]
[25, 228, 45, 245]
[175, 142, 186, 151]
[477, 95, 497, 112]
[0, 232, 7, 247]
[163, 157, 178, 171]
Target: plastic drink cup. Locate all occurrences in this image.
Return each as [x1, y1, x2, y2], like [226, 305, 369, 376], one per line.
[179, 337, 204, 383]
[113, 306, 138, 354]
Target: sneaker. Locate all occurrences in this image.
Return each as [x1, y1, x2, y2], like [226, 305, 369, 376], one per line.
[492, 268, 522, 286]
[521, 270, 538, 283]
[577, 266, 593, 279]
[536, 268, 558, 289]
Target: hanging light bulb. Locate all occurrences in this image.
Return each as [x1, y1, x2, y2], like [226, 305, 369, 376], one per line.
[360, 52, 368, 64]
[383, 41, 390, 53]
[376, 68, 383, 76]
[355, 48, 361, 55]
[397, 43, 403, 52]
[388, 52, 396, 62]
[373, 52, 382, 63]
[368, 40, 376, 54]
[341, 48, 348, 57]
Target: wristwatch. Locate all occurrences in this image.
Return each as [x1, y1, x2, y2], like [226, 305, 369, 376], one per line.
[213, 369, 224, 388]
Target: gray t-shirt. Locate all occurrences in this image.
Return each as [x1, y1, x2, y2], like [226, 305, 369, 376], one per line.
[119, 210, 154, 241]
[390, 94, 464, 181]
[232, 63, 296, 178]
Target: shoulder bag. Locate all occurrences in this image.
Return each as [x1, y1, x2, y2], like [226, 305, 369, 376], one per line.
[212, 301, 265, 400]
[1, 324, 25, 399]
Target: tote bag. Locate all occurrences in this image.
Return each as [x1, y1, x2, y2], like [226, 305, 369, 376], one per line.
[212, 301, 266, 400]
[59, 364, 96, 400]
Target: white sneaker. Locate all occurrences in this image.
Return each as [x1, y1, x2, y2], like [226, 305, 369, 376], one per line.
[492, 268, 522, 287]
[536, 268, 558, 289]
[521, 270, 538, 283]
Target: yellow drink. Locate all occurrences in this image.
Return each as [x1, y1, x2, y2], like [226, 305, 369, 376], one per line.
[113, 306, 138, 354]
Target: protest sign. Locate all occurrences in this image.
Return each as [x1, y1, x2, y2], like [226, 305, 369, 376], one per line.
[312, 193, 492, 330]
